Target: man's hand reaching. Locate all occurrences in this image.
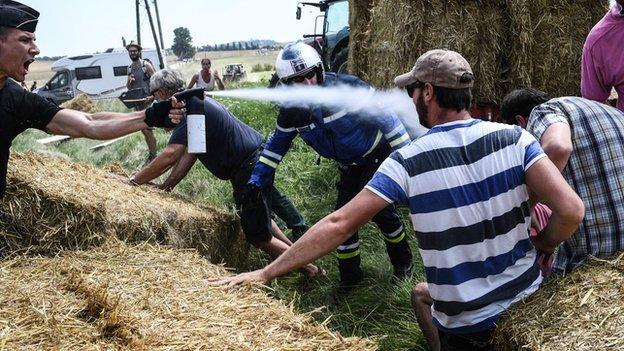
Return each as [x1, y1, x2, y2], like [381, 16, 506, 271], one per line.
[207, 269, 271, 288]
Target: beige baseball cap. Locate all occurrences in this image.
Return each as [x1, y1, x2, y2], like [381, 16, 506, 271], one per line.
[394, 49, 474, 89]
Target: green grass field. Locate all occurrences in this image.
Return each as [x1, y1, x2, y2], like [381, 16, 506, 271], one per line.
[13, 65, 428, 350]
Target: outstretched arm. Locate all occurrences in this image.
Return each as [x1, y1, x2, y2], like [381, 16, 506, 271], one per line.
[132, 143, 187, 185]
[46, 108, 147, 140]
[209, 189, 389, 286]
[160, 151, 198, 191]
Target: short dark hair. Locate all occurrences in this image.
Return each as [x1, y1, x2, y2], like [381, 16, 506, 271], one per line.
[0, 26, 13, 40]
[432, 85, 472, 112]
[500, 88, 549, 125]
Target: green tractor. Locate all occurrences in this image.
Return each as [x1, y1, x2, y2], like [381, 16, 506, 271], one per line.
[297, 0, 350, 74]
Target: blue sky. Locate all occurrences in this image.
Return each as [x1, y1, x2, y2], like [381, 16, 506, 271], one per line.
[20, 0, 322, 56]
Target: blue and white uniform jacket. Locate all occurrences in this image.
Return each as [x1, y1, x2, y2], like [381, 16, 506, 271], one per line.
[249, 73, 411, 188]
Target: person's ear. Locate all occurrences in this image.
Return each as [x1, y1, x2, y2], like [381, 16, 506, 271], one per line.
[423, 82, 434, 102]
[515, 115, 527, 128]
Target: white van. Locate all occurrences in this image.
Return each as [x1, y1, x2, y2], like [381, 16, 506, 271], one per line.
[36, 47, 164, 104]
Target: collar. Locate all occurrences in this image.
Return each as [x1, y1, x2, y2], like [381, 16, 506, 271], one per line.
[615, 3, 624, 16]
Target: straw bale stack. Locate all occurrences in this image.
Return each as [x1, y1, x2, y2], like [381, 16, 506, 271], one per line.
[365, 0, 423, 88]
[0, 152, 248, 269]
[59, 94, 99, 113]
[348, 0, 375, 76]
[0, 239, 377, 350]
[493, 254, 624, 350]
[353, 0, 607, 103]
[363, 0, 506, 103]
[505, 0, 608, 97]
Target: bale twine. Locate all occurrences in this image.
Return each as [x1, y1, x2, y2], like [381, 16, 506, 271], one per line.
[59, 94, 99, 113]
[493, 254, 624, 350]
[364, 0, 506, 103]
[0, 152, 248, 269]
[0, 239, 377, 350]
[503, 0, 607, 97]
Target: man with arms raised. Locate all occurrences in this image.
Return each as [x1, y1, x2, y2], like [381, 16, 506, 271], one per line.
[210, 50, 584, 350]
[0, 0, 178, 200]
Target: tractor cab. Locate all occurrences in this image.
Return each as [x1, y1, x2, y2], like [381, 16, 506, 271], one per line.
[296, 0, 350, 73]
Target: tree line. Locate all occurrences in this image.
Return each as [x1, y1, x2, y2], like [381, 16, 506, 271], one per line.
[171, 26, 280, 59]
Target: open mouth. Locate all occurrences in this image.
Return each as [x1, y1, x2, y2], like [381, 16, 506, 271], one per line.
[23, 59, 34, 73]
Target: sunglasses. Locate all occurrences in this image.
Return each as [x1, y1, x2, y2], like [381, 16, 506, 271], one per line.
[405, 81, 424, 98]
[283, 70, 316, 84]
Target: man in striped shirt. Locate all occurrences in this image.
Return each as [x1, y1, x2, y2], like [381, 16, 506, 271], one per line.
[209, 50, 583, 350]
[501, 88, 624, 274]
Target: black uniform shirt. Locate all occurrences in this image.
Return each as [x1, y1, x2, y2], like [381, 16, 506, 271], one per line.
[0, 79, 61, 198]
[168, 98, 263, 180]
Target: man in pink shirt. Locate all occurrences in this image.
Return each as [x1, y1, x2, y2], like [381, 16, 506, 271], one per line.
[581, 1, 624, 112]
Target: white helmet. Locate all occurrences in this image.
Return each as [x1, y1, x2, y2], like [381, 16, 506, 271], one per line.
[275, 42, 324, 83]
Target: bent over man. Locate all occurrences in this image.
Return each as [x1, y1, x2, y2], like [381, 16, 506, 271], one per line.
[248, 42, 413, 291]
[125, 68, 322, 278]
[501, 88, 624, 274]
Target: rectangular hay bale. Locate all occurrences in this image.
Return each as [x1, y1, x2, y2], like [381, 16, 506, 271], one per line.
[504, 0, 608, 97]
[362, 0, 506, 103]
[0, 239, 377, 350]
[348, 0, 376, 76]
[0, 152, 248, 269]
[493, 255, 624, 350]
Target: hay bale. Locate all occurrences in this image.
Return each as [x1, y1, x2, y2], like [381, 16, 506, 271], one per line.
[364, 0, 506, 103]
[0, 239, 377, 350]
[353, 0, 607, 102]
[0, 152, 248, 269]
[59, 94, 98, 113]
[504, 0, 608, 97]
[348, 0, 376, 77]
[493, 254, 624, 350]
[365, 0, 423, 89]
[425, 0, 506, 104]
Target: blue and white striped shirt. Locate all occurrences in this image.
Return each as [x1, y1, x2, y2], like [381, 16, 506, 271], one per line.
[366, 119, 545, 333]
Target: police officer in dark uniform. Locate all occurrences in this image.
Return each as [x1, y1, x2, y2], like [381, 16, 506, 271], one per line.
[248, 42, 414, 292]
[0, 0, 181, 200]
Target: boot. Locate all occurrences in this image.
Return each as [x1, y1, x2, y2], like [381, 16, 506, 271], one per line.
[386, 237, 413, 281]
[337, 255, 364, 294]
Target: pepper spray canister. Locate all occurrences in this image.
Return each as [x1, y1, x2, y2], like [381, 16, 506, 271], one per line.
[186, 96, 206, 154]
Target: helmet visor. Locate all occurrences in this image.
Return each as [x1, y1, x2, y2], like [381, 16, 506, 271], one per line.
[282, 70, 316, 85]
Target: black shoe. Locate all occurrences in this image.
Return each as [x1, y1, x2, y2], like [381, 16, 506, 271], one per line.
[393, 263, 413, 281]
[337, 274, 364, 295]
